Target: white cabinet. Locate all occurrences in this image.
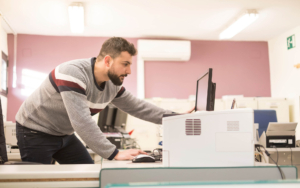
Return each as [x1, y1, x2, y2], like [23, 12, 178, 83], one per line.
[220, 97, 290, 122]
[223, 98, 258, 110]
[257, 98, 290, 122]
[214, 99, 225, 111]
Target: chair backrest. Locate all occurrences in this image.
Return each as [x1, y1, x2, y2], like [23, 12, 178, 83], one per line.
[0, 98, 8, 164]
[254, 110, 278, 137]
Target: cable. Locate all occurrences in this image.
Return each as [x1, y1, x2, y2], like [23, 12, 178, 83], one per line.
[255, 147, 267, 163]
[255, 151, 266, 163]
[255, 144, 285, 180]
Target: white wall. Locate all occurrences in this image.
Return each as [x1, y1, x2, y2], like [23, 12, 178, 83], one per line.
[0, 15, 8, 121]
[1, 18, 8, 55]
[268, 25, 300, 138]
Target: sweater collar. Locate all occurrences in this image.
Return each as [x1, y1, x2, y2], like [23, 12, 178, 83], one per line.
[91, 57, 106, 91]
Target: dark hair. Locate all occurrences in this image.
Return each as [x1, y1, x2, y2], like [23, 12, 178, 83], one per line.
[97, 37, 137, 60]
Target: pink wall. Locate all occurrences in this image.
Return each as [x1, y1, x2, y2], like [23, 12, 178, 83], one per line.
[145, 40, 270, 98]
[7, 34, 271, 122]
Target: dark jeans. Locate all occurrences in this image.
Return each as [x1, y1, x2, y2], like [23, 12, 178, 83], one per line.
[16, 122, 94, 164]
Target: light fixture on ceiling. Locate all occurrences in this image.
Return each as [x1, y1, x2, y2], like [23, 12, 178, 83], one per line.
[219, 10, 259, 40]
[68, 2, 84, 33]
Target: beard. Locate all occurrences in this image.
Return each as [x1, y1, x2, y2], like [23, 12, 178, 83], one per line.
[108, 69, 127, 86]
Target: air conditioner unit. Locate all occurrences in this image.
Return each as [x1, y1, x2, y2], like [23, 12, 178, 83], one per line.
[137, 40, 191, 61]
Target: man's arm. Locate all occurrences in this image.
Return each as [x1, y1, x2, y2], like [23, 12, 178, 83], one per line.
[60, 92, 120, 159]
[53, 65, 118, 160]
[111, 89, 173, 124]
[62, 91, 147, 160]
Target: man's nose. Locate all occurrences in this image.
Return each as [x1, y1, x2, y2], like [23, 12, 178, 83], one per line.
[126, 66, 131, 75]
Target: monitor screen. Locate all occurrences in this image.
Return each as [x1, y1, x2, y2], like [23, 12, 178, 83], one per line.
[196, 72, 209, 111]
[98, 105, 128, 132]
[114, 109, 128, 128]
[195, 68, 216, 112]
[98, 105, 116, 132]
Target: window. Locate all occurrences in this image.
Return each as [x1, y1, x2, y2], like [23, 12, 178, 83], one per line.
[1, 52, 8, 96]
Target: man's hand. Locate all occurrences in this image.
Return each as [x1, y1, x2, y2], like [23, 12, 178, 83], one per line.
[114, 149, 147, 160]
[185, 106, 195, 113]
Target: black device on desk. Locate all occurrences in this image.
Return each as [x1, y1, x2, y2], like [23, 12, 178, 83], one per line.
[265, 122, 298, 148]
[132, 154, 155, 163]
[97, 104, 128, 149]
[267, 136, 296, 148]
[132, 148, 162, 163]
[98, 104, 127, 132]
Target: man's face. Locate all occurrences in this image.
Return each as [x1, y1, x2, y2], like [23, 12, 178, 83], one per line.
[107, 51, 132, 86]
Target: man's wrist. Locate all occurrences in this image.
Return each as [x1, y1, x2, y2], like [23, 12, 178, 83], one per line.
[108, 148, 119, 160]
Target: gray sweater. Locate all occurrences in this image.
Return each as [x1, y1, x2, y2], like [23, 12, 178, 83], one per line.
[16, 57, 172, 159]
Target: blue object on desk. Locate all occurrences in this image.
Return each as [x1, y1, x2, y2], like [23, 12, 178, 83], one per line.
[254, 110, 277, 138]
[159, 141, 163, 146]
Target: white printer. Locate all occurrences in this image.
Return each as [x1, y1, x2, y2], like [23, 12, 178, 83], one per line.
[163, 108, 254, 167]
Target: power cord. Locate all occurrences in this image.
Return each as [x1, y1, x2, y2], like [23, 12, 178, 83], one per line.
[255, 144, 285, 180]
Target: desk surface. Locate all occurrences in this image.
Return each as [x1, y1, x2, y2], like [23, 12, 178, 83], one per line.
[0, 160, 274, 180]
[101, 160, 163, 168]
[0, 164, 101, 179]
[0, 160, 286, 188]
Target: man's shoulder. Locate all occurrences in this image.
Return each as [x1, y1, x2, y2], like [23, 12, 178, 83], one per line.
[53, 58, 93, 86]
[59, 58, 92, 71]
[57, 58, 93, 77]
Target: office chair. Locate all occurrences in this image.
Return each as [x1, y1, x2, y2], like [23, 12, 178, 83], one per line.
[254, 110, 278, 138]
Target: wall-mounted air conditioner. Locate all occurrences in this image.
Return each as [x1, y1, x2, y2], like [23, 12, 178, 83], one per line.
[137, 40, 191, 61]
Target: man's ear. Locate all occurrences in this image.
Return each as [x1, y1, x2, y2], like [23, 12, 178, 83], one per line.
[104, 55, 112, 68]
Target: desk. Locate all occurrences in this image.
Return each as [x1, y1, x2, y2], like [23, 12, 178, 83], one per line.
[100, 161, 297, 188]
[0, 164, 100, 188]
[0, 159, 297, 188]
[106, 180, 300, 188]
[264, 147, 300, 178]
[101, 160, 163, 168]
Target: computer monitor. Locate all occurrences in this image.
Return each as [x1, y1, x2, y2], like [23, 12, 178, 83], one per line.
[114, 109, 128, 128]
[195, 68, 216, 112]
[97, 105, 127, 132]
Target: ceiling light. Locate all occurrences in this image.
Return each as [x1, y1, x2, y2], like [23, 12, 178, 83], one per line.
[219, 10, 259, 40]
[68, 2, 84, 33]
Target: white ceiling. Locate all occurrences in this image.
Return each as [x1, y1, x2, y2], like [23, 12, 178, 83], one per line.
[0, 0, 300, 41]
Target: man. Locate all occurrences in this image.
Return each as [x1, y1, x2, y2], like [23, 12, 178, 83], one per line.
[15, 37, 176, 164]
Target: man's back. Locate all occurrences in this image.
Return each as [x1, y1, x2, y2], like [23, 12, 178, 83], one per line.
[16, 58, 121, 136]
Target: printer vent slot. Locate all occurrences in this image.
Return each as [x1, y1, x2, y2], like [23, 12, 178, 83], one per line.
[227, 121, 239, 131]
[185, 119, 201, 136]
